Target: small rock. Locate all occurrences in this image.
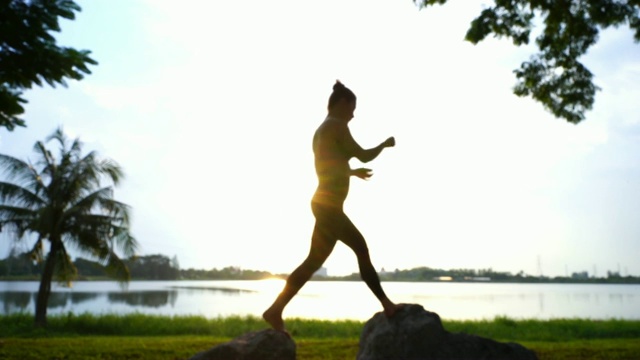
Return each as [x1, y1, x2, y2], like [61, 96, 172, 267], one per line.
[190, 329, 296, 360]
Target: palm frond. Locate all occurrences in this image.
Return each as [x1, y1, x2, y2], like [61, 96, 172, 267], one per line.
[64, 213, 137, 257]
[29, 236, 46, 264]
[60, 151, 104, 203]
[54, 246, 78, 286]
[98, 158, 125, 185]
[0, 203, 36, 214]
[46, 127, 68, 151]
[0, 216, 33, 239]
[64, 188, 132, 232]
[65, 229, 132, 284]
[63, 227, 109, 259]
[32, 141, 55, 171]
[65, 186, 113, 216]
[69, 137, 84, 160]
[81, 214, 113, 232]
[0, 156, 44, 196]
[104, 252, 131, 284]
[78, 151, 102, 187]
[73, 213, 120, 228]
[110, 226, 138, 258]
[0, 154, 32, 181]
[0, 182, 44, 208]
[0, 204, 36, 221]
[99, 198, 132, 226]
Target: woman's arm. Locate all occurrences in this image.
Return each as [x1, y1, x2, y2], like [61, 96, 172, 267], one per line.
[340, 126, 395, 163]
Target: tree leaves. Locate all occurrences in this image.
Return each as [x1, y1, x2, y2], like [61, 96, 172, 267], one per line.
[0, 0, 97, 130]
[514, 53, 599, 123]
[414, 0, 640, 123]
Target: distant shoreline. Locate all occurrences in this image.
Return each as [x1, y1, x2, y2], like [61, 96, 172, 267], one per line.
[1, 275, 639, 285]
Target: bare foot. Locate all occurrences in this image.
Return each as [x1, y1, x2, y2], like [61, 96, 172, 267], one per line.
[263, 307, 286, 333]
[383, 302, 404, 318]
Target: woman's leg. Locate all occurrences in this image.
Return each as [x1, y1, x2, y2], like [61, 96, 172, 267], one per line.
[339, 214, 402, 317]
[263, 222, 336, 331]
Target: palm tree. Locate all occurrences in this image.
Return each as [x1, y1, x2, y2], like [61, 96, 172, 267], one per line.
[0, 127, 138, 326]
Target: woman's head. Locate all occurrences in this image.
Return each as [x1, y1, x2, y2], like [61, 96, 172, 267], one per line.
[327, 80, 357, 120]
[328, 80, 356, 109]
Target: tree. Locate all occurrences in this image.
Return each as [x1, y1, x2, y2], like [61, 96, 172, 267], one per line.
[0, 0, 96, 130]
[126, 254, 180, 280]
[0, 127, 137, 326]
[414, 0, 640, 123]
[0, 251, 40, 276]
[74, 256, 107, 277]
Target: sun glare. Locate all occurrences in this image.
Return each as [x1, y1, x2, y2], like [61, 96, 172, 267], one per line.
[254, 278, 286, 294]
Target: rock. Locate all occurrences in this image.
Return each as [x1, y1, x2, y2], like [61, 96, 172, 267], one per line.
[189, 329, 296, 360]
[357, 304, 538, 360]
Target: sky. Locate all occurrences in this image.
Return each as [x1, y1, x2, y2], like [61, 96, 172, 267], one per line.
[1, 0, 639, 277]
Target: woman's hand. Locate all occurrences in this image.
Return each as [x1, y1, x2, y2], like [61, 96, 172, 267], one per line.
[351, 167, 373, 180]
[382, 136, 395, 148]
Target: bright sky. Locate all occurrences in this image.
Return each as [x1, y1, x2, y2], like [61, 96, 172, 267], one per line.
[1, 0, 639, 277]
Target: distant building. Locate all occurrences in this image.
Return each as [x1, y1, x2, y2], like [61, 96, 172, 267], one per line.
[463, 276, 491, 282]
[314, 267, 328, 277]
[571, 271, 589, 279]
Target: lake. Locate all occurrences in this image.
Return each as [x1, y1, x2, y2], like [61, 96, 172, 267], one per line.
[1, 280, 639, 321]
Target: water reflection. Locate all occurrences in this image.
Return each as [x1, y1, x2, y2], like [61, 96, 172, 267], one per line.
[108, 291, 177, 308]
[48, 292, 69, 309]
[168, 286, 256, 295]
[1, 291, 32, 313]
[538, 292, 544, 314]
[71, 292, 99, 304]
[1, 281, 639, 320]
[0, 290, 181, 312]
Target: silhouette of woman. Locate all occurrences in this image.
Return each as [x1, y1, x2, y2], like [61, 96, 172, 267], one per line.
[263, 80, 401, 333]
[262, 81, 400, 332]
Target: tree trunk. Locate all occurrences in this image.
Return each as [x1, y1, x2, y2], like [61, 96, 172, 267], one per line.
[34, 240, 59, 327]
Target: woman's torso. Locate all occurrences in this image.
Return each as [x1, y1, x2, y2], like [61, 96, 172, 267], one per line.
[311, 118, 351, 207]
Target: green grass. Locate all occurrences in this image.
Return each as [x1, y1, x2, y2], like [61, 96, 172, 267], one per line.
[0, 313, 365, 338]
[1, 314, 639, 359]
[0, 336, 223, 360]
[522, 339, 640, 360]
[444, 316, 640, 342]
[3, 313, 638, 341]
[2, 337, 639, 360]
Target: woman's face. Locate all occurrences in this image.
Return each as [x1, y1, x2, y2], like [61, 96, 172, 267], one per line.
[343, 99, 357, 121]
[330, 98, 357, 121]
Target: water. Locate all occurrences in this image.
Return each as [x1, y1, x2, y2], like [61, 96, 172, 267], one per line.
[1, 280, 639, 321]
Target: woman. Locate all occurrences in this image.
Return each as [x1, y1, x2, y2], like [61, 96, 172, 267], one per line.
[263, 80, 401, 333]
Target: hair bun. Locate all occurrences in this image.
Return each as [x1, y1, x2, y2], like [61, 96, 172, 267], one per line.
[327, 80, 356, 109]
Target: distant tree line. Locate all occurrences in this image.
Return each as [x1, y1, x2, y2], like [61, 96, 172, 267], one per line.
[0, 252, 41, 277]
[335, 266, 640, 284]
[0, 253, 180, 280]
[179, 266, 275, 280]
[0, 252, 275, 281]
[125, 255, 180, 280]
[2, 252, 638, 283]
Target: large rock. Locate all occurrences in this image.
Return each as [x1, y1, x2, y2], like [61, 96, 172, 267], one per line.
[357, 304, 538, 360]
[189, 329, 295, 360]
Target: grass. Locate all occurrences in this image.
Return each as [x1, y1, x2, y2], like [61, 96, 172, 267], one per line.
[2, 337, 640, 360]
[0, 313, 365, 338]
[444, 316, 640, 342]
[1, 313, 639, 359]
